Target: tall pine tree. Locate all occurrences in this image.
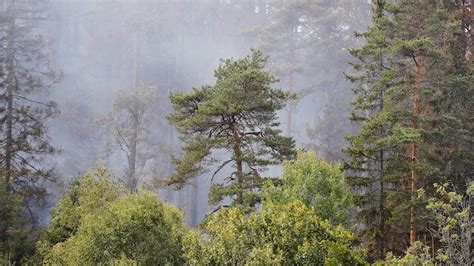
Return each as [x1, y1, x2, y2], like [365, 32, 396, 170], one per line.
[0, 0, 58, 218]
[345, 0, 394, 259]
[0, 0, 58, 261]
[167, 50, 295, 210]
[345, 0, 472, 260]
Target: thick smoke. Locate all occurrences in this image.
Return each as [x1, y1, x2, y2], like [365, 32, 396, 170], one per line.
[43, 0, 369, 225]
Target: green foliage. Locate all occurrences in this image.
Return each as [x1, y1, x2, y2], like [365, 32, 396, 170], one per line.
[345, 0, 473, 259]
[37, 168, 122, 257]
[0, 180, 34, 264]
[423, 181, 473, 265]
[263, 150, 352, 226]
[0, 1, 59, 261]
[0, 0, 59, 214]
[37, 169, 186, 264]
[373, 242, 434, 266]
[183, 200, 367, 265]
[168, 49, 295, 209]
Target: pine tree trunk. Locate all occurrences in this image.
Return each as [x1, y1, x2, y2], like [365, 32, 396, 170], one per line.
[166, 51, 174, 204]
[379, 149, 385, 258]
[378, 58, 386, 259]
[378, 90, 385, 258]
[5, 68, 13, 187]
[4, 6, 14, 188]
[166, 117, 174, 203]
[191, 182, 198, 225]
[287, 102, 293, 138]
[230, 119, 243, 205]
[410, 54, 424, 245]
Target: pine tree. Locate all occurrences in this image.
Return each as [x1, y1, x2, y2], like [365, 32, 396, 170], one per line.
[0, 0, 58, 215]
[0, 0, 58, 261]
[344, 0, 394, 259]
[427, 0, 473, 193]
[255, 0, 307, 137]
[254, 0, 370, 161]
[167, 49, 295, 209]
[345, 0, 473, 260]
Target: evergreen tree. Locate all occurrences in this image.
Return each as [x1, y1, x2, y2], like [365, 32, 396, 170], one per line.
[0, 0, 59, 201]
[345, 0, 473, 260]
[427, 0, 473, 192]
[0, 178, 33, 263]
[0, 0, 58, 261]
[254, 0, 370, 162]
[344, 0, 394, 259]
[167, 49, 295, 209]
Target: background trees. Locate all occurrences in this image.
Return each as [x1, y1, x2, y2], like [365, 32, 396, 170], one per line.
[168, 50, 295, 210]
[94, 86, 168, 192]
[0, 179, 31, 263]
[254, 0, 370, 161]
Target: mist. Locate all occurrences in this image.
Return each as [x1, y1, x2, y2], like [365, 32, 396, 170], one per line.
[3, 0, 472, 264]
[36, 0, 370, 225]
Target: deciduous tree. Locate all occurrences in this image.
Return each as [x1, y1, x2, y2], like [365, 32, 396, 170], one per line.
[183, 200, 367, 265]
[263, 150, 351, 226]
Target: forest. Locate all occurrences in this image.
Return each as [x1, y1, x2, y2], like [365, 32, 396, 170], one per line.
[0, 0, 472, 265]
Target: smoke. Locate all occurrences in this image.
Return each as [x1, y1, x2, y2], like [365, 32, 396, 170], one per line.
[41, 0, 370, 225]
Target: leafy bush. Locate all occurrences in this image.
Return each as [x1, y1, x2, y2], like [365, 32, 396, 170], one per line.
[37, 169, 187, 264]
[183, 200, 367, 265]
[425, 181, 473, 265]
[263, 150, 352, 226]
[373, 242, 434, 266]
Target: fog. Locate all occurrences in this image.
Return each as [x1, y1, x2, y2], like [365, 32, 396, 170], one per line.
[39, 0, 370, 225]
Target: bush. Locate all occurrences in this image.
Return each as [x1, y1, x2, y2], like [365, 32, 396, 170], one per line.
[183, 200, 367, 265]
[37, 169, 187, 264]
[263, 150, 352, 226]
[373, 242, 434, 266]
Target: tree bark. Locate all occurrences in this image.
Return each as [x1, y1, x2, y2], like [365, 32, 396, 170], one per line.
[374, 4, 386, 258]
[127, 119, 138, 192]
[4, 4, 15, 189]
[378, 85, 385, 259]
[230, 119, 243, 205]
[379, 149, 385, 258]
[410, 54, 424, 245]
